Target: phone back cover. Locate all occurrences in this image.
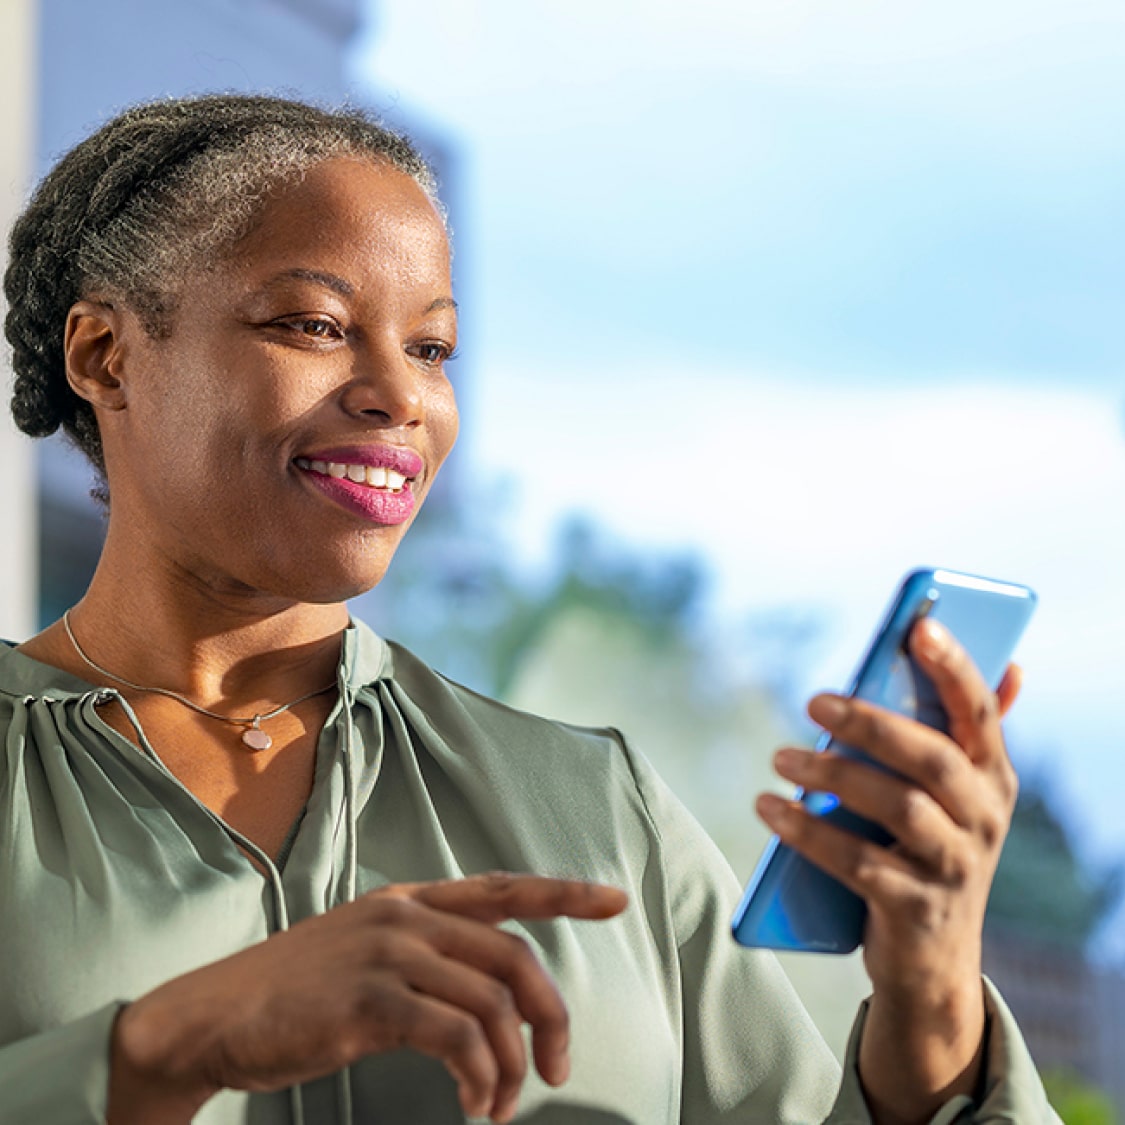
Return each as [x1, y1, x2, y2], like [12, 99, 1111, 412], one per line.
[730, 568, 1036, 953]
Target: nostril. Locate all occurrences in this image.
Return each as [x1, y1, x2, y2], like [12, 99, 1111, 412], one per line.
[340, 373, 425, 424]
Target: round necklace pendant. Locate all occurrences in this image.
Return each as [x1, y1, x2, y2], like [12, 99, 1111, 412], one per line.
[242, 725, 272, 751]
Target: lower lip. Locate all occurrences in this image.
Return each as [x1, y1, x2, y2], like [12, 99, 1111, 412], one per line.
[299, 468, 417, 525]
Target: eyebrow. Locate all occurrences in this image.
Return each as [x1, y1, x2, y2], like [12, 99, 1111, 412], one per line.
[265, 268, 356, 297]
[262, 272, 457, 315]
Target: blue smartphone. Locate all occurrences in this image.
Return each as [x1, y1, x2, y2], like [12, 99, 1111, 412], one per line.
[730, 568, 1037, 954]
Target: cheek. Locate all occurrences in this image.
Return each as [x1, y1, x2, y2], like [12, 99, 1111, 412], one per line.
[179, 353, 322, 461]
[429, 382, 460, 466]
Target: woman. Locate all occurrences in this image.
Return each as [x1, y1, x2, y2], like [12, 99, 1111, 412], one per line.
[0, 95, 1055, 1123]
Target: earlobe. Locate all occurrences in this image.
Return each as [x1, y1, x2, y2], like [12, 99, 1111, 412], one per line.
[64, 299, 129, 411]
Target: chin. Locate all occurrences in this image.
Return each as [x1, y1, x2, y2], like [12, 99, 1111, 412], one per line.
[246, 538, 398, 605]
[275, 564, 393, 606]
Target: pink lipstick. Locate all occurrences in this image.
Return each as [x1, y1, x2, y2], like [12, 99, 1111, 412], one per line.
[294, 444, 423, 526]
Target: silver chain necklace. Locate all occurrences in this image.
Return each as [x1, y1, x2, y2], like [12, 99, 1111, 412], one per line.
[62, 610, 337, 751]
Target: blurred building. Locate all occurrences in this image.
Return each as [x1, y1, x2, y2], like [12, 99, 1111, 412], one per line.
[0, 0, 37, 641]
[984, 935, 1125, 1117]
[1090, 964, 1125, 1118]
[8, 0, 463, 629]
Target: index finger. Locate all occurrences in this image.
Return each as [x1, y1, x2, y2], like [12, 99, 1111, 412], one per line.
[909, 618, 1005, 766]
[996, 663, 1022, 719]
[392, 873, 629, 925]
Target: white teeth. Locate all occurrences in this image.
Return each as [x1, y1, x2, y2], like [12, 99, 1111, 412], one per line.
[299, 458, 410, 491]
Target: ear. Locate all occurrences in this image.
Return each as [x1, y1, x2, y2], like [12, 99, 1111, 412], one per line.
[64, 299, 130, 411]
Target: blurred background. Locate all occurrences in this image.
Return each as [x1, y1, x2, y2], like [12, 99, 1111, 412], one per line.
[1, 1, 1123, 1118]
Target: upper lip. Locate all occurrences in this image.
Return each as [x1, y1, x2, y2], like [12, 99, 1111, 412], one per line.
[294, 443, 424, 480]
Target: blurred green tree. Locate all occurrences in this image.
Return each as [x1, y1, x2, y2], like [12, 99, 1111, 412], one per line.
[987, 776, 1122, 954]
[1041, 1069, 1118, 1125]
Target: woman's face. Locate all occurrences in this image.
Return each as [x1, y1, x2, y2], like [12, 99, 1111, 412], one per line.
[96, 157, 459, 605]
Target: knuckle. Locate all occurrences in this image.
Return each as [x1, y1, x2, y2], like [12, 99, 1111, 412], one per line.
[481, 871, 519, 894]
[375, 891, 423, 927]
[349, 985, 376, 1024]
[366, 882, 410, 902]
[536, 1004, 570, 1044]
[895, 787, 931, 835]
[939, 848, 972, 889]
[849, 846, 882, 892]
[347, 980, 403, 1051]
[833, 835, 864, 876]
[499, 930, 537, 971]
[494, 1025, 527, 1077]
[900, 887, 946, 933]
[353, 889, 386, 921]
[850, 850, 886, 895]
[918, 748, 957, 792]
[846, 703, 882, 747]
[361, 884, 400, 908]
[441, 1012, 487, 1058]
[973, 694, 999, 728]
[362, 927, 394, 966]
[977, 807, 1009, 851]
[371, 894, 414, 927]
[480, 979, 517, 1021]
[815, 753, 847, 793]
[943, 636, 970, 674]
[783, 807, 812, 848]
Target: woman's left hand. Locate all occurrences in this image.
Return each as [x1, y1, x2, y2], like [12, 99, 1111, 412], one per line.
[757, 618, 1022, 1124]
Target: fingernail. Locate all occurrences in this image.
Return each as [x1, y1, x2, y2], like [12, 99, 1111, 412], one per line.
[756, 793, 792, 827]
[493, 1094, 519, 1123]
[915, 618, 949, 659]
[808, 694, 848, 726]
[547, 1053, 570, 1086]
[773, 748, 807, 777]
[466, 1090, 491, 1119]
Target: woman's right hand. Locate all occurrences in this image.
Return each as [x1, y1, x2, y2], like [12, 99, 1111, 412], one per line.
[108, 874, 628, 1125]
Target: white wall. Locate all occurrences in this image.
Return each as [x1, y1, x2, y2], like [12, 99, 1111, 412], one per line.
[0, 0, 38, 641]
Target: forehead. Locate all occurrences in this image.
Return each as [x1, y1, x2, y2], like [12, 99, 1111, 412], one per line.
[215, 157, 451, 294]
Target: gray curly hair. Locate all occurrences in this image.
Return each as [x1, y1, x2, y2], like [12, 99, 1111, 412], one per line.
[4, 93, 441, 485]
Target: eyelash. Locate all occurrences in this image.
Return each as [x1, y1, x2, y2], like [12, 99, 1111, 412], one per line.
[412, 341, 459, 367]
[269, 317, 458, 366]
[272, 315, 344, 341]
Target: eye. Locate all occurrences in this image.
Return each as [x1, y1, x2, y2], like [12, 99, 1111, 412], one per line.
[295, 316, 342, 339]
[411, 340, 458, 367]
[271, 315, 345, 341]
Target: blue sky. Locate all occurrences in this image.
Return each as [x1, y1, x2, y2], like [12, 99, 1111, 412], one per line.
[359, 0, 1125, 382]
[356, 0, 1125, 951]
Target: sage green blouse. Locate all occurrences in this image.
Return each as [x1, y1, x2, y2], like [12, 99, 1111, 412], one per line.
[0, 623, 1056, 1123]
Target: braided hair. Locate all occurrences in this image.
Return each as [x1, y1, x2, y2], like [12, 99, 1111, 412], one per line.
[4, 93, 439, 484]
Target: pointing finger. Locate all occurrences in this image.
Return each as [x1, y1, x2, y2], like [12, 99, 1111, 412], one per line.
[385, 873, 629, 925]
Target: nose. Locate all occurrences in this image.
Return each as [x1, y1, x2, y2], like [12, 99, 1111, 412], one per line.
[339, 339, 425, 427]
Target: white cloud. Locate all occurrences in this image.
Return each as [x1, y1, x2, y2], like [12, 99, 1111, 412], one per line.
[476, 365, 1123, 603]
[360, 0, 1125, 136]
[474, 365, 1125, 852]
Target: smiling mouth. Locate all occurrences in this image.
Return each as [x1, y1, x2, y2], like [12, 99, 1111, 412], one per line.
[294, 458, 410, 492]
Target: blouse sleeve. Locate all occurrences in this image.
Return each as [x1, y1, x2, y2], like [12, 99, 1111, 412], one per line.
[0, 1002, 120, 1124]
[616, 734, 1061, 1124]
[825, 981, 1062, 1124]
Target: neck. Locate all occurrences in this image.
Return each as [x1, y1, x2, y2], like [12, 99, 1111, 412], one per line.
[61, 536, 352, 709]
